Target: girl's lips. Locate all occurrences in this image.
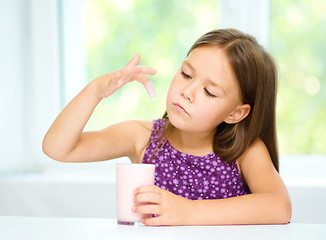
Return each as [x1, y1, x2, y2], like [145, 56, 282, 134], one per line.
[173, 103, 189, 115]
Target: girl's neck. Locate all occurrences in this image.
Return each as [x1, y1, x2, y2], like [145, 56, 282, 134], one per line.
[167, 126, 215, 156]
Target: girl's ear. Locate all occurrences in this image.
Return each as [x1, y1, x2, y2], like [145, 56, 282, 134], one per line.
[224, 104, 251, 124]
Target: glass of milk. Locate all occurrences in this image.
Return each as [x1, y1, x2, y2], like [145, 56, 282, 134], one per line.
[116, 163, 155, 225]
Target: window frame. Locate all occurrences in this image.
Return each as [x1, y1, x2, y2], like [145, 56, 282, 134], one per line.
[6, 0, 324, 176]
[38, 0, 274, 174]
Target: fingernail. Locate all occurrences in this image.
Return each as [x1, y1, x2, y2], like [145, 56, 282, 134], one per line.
[144, 82, 155, 100]
[150, 68, 157, 74]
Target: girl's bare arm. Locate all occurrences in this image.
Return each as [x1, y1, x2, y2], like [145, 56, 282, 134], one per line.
[188, 139, 292, 225]
[42, 54, 156, 163]
[134, 139, 292, 225]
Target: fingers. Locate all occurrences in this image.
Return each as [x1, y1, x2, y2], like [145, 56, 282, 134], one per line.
[142, 216, 162, 226]
[139, 67, 156, 100]
[126, 53, 141, 67]
[134, 191, 161, 205]
[134, 186, 182, 226]
[118, 54, 157, 100]
[133, 185, 162, 216]
[135, 184, 161, 194]
[144, 81, 155, 100]
[134, 204, 161, 215]
[134, 185, 160, 205]
[135, 67, 156, 100]
[134, 185, 160, 201]
[124, 54, 156, 78]
[138, 65, 157, 75]
[125, 54, 156, 76]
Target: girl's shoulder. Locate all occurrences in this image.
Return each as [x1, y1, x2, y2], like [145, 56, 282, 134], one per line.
[119, 119, 154, 140]
[99, 120, 153, 162]
[238, 138, 269, 166]
[132, 118, 167, 145]
[122, 118, 165, 130]
[103, 119, 166, 163]
[114, 118, 166, 140]
[121, 119, 155, 162]
[237, 138, 278, 187]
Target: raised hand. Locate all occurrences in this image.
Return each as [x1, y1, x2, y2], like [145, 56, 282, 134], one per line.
[89, 53, 156, 100]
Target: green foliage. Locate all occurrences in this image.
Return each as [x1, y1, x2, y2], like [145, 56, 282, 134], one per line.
[270, 0, 326, 153]
[84, 0, 326, 154]
[84, 0, 218, 129]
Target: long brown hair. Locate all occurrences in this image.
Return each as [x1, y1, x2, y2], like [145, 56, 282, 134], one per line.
[161, 29, 279, 171]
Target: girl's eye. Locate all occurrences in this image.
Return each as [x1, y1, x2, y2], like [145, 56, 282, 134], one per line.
[204, 88, 216, 98]
[181, 71, 192, 79]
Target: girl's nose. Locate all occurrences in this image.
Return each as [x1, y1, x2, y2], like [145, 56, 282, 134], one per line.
[181, 84, 196, 103]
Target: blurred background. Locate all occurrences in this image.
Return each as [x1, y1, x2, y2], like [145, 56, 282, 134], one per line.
[0, 0, 325, 222]
[84, 0, 326, 154]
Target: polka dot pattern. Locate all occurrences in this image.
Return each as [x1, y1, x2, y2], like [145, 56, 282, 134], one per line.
[142, 119, 251, 200]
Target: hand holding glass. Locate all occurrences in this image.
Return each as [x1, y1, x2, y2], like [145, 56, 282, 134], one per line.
[116, 163, 155, 225]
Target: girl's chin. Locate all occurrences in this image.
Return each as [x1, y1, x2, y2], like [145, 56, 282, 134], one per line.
[167, 113, 190, 130]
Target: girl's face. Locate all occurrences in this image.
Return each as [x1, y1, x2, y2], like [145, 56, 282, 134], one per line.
[166, 45, 249, 136]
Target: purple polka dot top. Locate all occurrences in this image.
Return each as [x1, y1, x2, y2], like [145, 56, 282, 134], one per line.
[142, 118, 251, 200]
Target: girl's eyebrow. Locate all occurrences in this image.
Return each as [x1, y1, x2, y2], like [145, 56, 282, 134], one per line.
[182, 60, 195, 72]
[206, 79, 226, 96]
[183, 60, 226, 95]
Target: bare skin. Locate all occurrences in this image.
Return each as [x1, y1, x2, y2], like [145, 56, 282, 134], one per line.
[43, 49, 291, 226]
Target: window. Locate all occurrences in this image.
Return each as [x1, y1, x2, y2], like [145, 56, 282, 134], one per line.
[0, 0, 61, 174]
[270, 0, 326, 154]
[1, 0, 324, 221]
[83, 0, 219, 130]
[81, 0, 272, 132]
[79, 0, 325, 155]
[2, 0, 324, 175]
[58, 0, 326, 171]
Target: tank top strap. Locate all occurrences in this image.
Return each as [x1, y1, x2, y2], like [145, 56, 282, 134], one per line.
[149, 118, 167, 142]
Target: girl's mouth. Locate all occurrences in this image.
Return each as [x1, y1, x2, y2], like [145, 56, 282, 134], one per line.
[173, 103, 189, 115]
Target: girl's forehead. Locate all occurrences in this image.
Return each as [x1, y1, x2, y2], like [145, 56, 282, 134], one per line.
[185, 46, 232, 76]
[186, 46, 229, 67]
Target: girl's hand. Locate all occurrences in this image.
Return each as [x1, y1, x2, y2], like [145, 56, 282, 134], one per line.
[133, 185, 192, 226]
[89, 53, 156, 100]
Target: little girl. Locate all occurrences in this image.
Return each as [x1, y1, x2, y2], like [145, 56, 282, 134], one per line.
[43, 28, 292, 226]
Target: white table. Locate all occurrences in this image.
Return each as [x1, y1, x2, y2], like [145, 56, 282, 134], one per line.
[1, 216, 325, 240]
